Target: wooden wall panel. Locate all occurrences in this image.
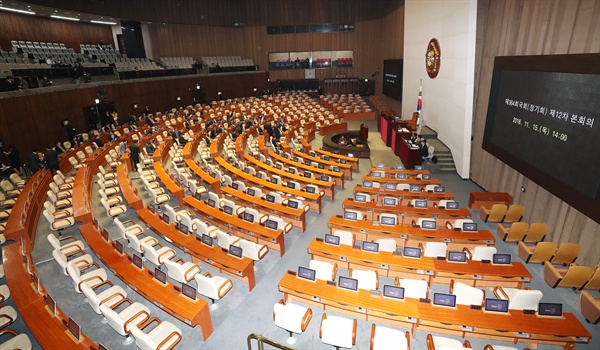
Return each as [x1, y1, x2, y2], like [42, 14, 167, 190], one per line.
[471, 0, 600, 266]
[0, 12, 112, 53]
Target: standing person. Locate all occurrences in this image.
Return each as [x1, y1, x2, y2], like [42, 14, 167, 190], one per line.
[54, 141, 66, 155]
[27, 150, 41, 174]
[3, 145, 22, 174]
[43, 146, 59, 174]
[420, 139, 429, 159]
[130, 139, 140, 168]
[17, 76, 29, 90]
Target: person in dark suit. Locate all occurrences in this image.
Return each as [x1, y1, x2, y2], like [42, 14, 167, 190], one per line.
[43, 146, 59, 174]
[27, 150, 41, 173]
[144, 114, 155, 127]
[3, 146, 21, 174]
[107, 131, 118, 143]
[54, 141, 66, 155]
[94, 136, 104, 148]
[130, 139, 140, 167]
[420, 139, 429, 158]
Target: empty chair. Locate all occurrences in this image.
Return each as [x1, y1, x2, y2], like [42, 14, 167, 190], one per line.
[0, 306, 18, 331]
[426, 334, 471, 350]
[497, 222, 529, 242]
[320, 313, 356, 349]
[494, 287, 543, 311]
[97, 172, 118, 187]
[0, 181, 20, 198]
[125, 229, 154, 256]
[48, 182, 71, 199]
[238, 239, 268, 261]
[65, 260, 108, 293]
[80, 281, 127, 314]
[585, 265, 600, 290]
[398, 278, 429, 299]
[0, 193, 15, 209]
[0, 286, 9, 303]
[518, 241, 557, 264]
[396, 183, 410, 191]
[333, 230, 355, 246]
[523, 223, 548, 243]
[266, 216, 292, 233]
[114, 218, 145, 241]
[43, 210, 75, 236]
[0, 330, 32, 350]
[215, 230, 240, 250]
[43, 200, 73, 219]
[100, 299, 150, 344]
[309, 260, 337, 281]
[98, 180, 120, 197]
[98, 166, 117, 180]
[466, 246, 497, 261]
[549, 243, 581, 265]
[69, 156, 84, 169]
[273, 299, 312, 345]
[164, 205, 188, 226]
[450, 280, 484, 307]
[194, 272, 233, 309]
[193, 220, 219, 239]
[53, 174, 73, 190]
[140, 237, 176, 268]
[370, 324, 410, 350]
[149, 188, 170, 209]
[503, 204, 525, 223]
[52, 247, 92, 276]
[8, 174, 26, 189]
[580, 290, 600, 324]
[47, 233, 85, 255]
[99, 189, 123, 207]
[449, 219, 474, 231]
[350, 268, 378, 290]
[243, 208, 267, 224]
[422, 242, 447, 258]
[544, 263, 594, 289]
[479, 204, 507, 222]
[163, 258, 200, 284]
[376, 239, 397, 253]
[129, 319, 182, 350]
[100, 197, 127, 217]
[56, 170, 75, 184]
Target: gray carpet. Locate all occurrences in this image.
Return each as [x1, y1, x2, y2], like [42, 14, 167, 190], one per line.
[4, 117, 598, 350]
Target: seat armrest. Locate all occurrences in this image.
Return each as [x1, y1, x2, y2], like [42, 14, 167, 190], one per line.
[258, 245, 269, 259]
[517, 241, 533, 263]
[544, 262, 563, 288]
[184, 264, 201, 281]
[496, 223, 509, 240]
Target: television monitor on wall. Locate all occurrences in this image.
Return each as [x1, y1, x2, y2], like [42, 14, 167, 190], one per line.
[482, 54, 600, 223]
[383, 59, 404, 101]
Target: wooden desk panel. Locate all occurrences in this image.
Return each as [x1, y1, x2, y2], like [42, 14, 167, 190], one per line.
[353, 186, 455, 203]
[468, 192, 513, 210]
[293, 150, 353, 179]
[80, 223, 214, 340]
[363, 175, 441, 186]
[183, 196, 286, 257]
[319, 122, 348, 136]
[368, 167, 429, 176]
[137, 208, 256, 291]
[268, 151, 345, 189]
[327, 215, 496, 250]
[315, 148, 359, 171]
[185, 159, 221, 195]
[342, 198, 471, 223]
[72, 167, 92, 224]
[116, 164, 143, 210]
[221, 186, 306, 231]
[153, 161, 185, 200]
[215, 156, 322, 213]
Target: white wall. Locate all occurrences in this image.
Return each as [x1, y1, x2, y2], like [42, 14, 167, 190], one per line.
[402, 0, 477, 178]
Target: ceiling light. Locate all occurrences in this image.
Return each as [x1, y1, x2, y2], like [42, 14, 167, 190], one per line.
[91, 20, 117, 25]
[51, 15, 80, 21]
[0, 7, 36, 15]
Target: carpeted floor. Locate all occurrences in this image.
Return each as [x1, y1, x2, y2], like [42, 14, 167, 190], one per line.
[2, 118, 598, 350]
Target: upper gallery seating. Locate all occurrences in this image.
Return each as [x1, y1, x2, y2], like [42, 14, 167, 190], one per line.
[202, 56, 255, 68]
[160, 57, 195, 69]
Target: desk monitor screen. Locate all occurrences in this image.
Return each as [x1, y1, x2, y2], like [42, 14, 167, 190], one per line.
[243, 167, 250, 174]
[323, 155, 331, 161]
[287, 182, 296, 189]
[265, 194, 276, 203]
[310, 151, 317, 157]
[445, 201, 459, 210]
[298, 266, 316, 282]
[332, 166, 340, 172]
[318, 163, 325, 169]
[338, 276, 359, 291]
[148, 204, 156, 214]
[383, 285, 405, 300]
[354, 194, 367, 202]
[376, 163, 385, 169]
[306, 186, 316, 194]
[463, 222, 477, 232]
[538, 302, 563, 317]
[421, 220, 437, 230]
[229, 244, 243, 258]
[362, 181, 373, 188]
[421, 174, 432, 180]
[247, 188, 255, 197]
[67, 317, 81, 341]
[383, 197, 398, 206]
[321, 175, 330, 182]
[45, 294, 56, 315]
[414, 165, 424, 170]
[101, 228, 109, 242]
[492, 253, 511, 265]
[115, 240, 124, 254]
[304, 171, 312, 178]
[380, 216, 396, 226]
[410, 185, 422, 192]
[288, 168, 296, 174]
[265, 219, 278, 230]
[270, 177, 278, 184]
[179, 223, 189, 235]
[207, 199, 217, 208]
[232, 182, 239, 190]
[447, 251, 467, 262]
[154, 267, 167, 284]
[293, 156, 299, 162]
[385, 183, 396, 190]
[288, 200, 299, 209]
[404, 246, 422, 258]
[201, 234, 213, 246]
[181, 283, 197, 301]
[344, 211, 358, 221]
[243, 212, 254, 223]
[434, 186, 446, 193]
[193, 191, 202, 200]
[396, 173, 408, 180]
[340, 159, 348, 164]
[223, 206, 234, 215]
[485, 298, 509, 313]
[324, 234, 340, 245]
[276, 164, 283, 170]
[372, 171, 383, 178]
[414, 200, 428, 208]
[161, 213, 170, 224]
[434, 293, 457, 307]
[132, 254, 144, 269]
[395, 164, 405, 170]
[362, 241, 379, 253]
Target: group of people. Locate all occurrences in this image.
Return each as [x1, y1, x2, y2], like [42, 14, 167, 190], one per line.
[410, 133, 431, 160]
[1, 76, 29, 92]
[2, 144, 61, 176]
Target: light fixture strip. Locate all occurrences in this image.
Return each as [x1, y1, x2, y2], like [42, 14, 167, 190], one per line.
[0, 7, 36, 15]
[50, 15, 80, 21]
[91, 20, 117, 25]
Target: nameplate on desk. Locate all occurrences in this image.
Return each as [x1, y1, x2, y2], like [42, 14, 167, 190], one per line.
[370, 290, 381, 297]
[473, 274, 483, 280]
[419, 298, 431, 304]
[287, 270, 297, 276]
[461, 325, 473, 332]
[522, 309, 535, 315]
[481, 260, 490, 264]
[469, 304, 482, 310]
[316, 238, 324, 242]
[326, 280, 337, 287]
